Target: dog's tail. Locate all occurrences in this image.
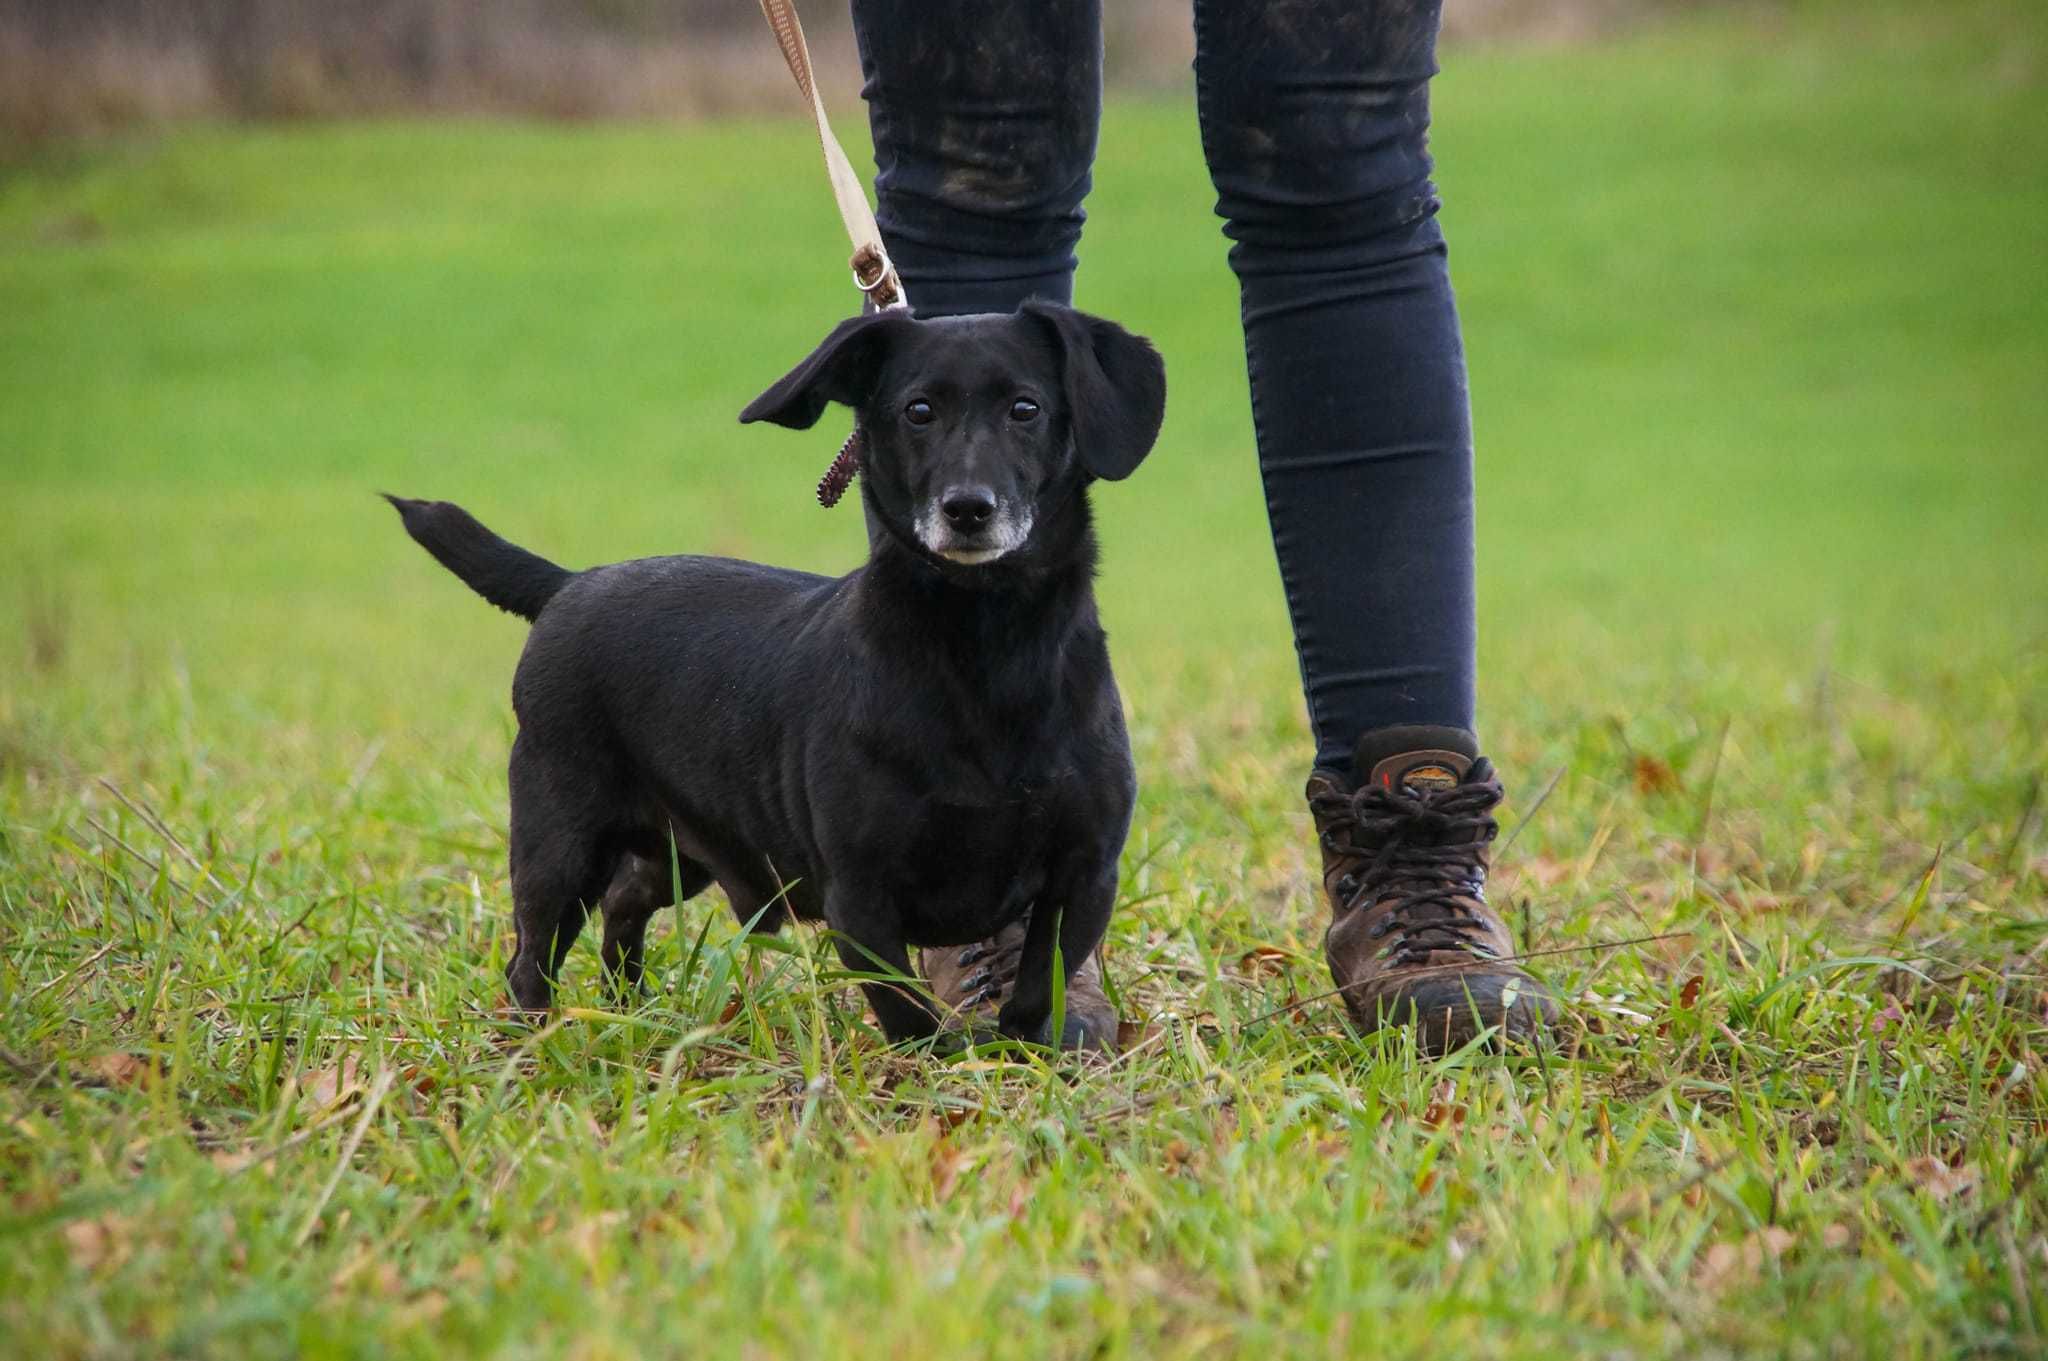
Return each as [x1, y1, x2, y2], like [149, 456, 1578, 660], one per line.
[383, 495, 571, 622]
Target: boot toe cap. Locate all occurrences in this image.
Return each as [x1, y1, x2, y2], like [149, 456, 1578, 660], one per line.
[1372, 969, 1557, 1054]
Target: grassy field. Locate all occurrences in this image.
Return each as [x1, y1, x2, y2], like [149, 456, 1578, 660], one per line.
[3, 3, 2046, 1356]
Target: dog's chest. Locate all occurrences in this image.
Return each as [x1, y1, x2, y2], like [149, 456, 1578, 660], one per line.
[891, 779, 1064, 943]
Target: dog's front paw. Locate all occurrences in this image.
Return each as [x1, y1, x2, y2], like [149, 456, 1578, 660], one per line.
[998, 1008, 1115, 1055]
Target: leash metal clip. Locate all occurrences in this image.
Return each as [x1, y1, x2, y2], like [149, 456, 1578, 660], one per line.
[850, 242, 908, 312]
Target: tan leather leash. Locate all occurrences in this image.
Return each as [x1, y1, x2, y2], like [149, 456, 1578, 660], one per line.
[757, 0, 908, 315]
[756, 0, 907, 506]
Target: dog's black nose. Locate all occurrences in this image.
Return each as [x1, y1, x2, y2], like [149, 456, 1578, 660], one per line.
[940, 490, 997, 533]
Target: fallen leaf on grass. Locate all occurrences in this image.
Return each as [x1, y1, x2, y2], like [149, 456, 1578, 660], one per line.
[298, 1055, 364, 1110]
[1605, 1186, 1652, 1224]
[1632, 754, 1680, 796]
[1678, 975, 1704, 1010]
[1902, 1155, 1978, 1201]
[1420, 1079, 1465, 1132]
[1237, 946, 1292, 978]
[1697, 1226, 1796, 1289]
[89, 1052, 151, 1087]
[930, 1141, 969, 1202]
[210, 1143, 275, 1176]
[63, 1214, 132, 1272]
[1581, 990, 1656, 1027]
[933, 1103, 980, 1132]
[1115, 1019, 1162, 1051]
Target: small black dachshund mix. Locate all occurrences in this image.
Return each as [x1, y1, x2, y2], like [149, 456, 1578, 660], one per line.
[390, 302, 1164, 1047]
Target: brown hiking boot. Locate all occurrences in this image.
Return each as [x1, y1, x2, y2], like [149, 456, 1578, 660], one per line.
[919, 921, 1118, 1053]
[1308, 724, 1556, 1054]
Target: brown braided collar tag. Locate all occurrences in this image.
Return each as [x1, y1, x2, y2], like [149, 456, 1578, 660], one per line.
[817, 426, 863, 508]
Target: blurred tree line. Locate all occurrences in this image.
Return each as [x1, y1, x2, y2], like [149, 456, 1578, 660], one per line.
[0, 0, 1643, 144]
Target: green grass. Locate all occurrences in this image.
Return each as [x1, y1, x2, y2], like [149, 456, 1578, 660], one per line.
[3, 3, 2047, 1356]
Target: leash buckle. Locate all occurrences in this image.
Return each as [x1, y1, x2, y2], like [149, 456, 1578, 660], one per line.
[851, 243, 907, 310]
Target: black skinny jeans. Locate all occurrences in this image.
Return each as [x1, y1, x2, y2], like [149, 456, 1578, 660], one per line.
[851, 0, 1476, 774]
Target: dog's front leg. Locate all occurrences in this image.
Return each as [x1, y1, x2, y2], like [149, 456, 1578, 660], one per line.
[999, 863, 1116, 1048]
[826, 892, 941, 1043]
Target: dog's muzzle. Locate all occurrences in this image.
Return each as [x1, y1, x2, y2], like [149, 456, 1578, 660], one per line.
[916, 490, 1032, 565]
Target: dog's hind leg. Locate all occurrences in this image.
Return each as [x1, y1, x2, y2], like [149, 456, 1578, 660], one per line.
[599, 850, 712, 996]
[504, 737, 616, 1013]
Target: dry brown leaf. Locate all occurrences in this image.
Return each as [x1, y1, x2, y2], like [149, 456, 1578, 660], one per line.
[1421, 1079, 1464, 1131]
[1697, 1226, 1796, 1289]
[1757, 1225, 1796, 1257]
[1632, 754, 1680, 796]
[300, 1055, 364, 1109]
[930, 1141, 969, 1202]
[1678, 974, 1704, 1010]
[89, 1052, 151, 1087]
[1114, 1020, 1162, 1052]
[1902, 1155, 1978, 1200]
[1696, 1242, 1741, 1289]
[1238, 946, 1291, 978]
[1607, 1187, 1652, 1223]
[63, 1214, 131, 1271]
[934, 1103, 980, 1132]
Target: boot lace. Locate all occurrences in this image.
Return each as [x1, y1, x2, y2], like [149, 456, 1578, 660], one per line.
[1310, 760, 1503, 967]
[948, 938, 1020, 1010]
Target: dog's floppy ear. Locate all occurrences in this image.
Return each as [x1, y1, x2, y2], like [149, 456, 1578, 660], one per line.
[739, 311, 910, 430]
[1022, 300, 1166, 481]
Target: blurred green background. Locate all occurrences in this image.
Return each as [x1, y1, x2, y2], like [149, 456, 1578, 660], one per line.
[2, 1, 2042, 783]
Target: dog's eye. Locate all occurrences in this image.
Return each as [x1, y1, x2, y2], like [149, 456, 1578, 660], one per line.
[1009, 398, 1040, 422]
[904, 399, 934, 426]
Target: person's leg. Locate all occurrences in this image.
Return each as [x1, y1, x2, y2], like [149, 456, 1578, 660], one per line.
[850, 0, 1101, 318]
[1193, 0, 1553, 1051]
[1195, 0, 1473, 770]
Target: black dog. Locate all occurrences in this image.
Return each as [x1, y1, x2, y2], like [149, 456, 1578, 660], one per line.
[389, 302, 1164, 1047]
